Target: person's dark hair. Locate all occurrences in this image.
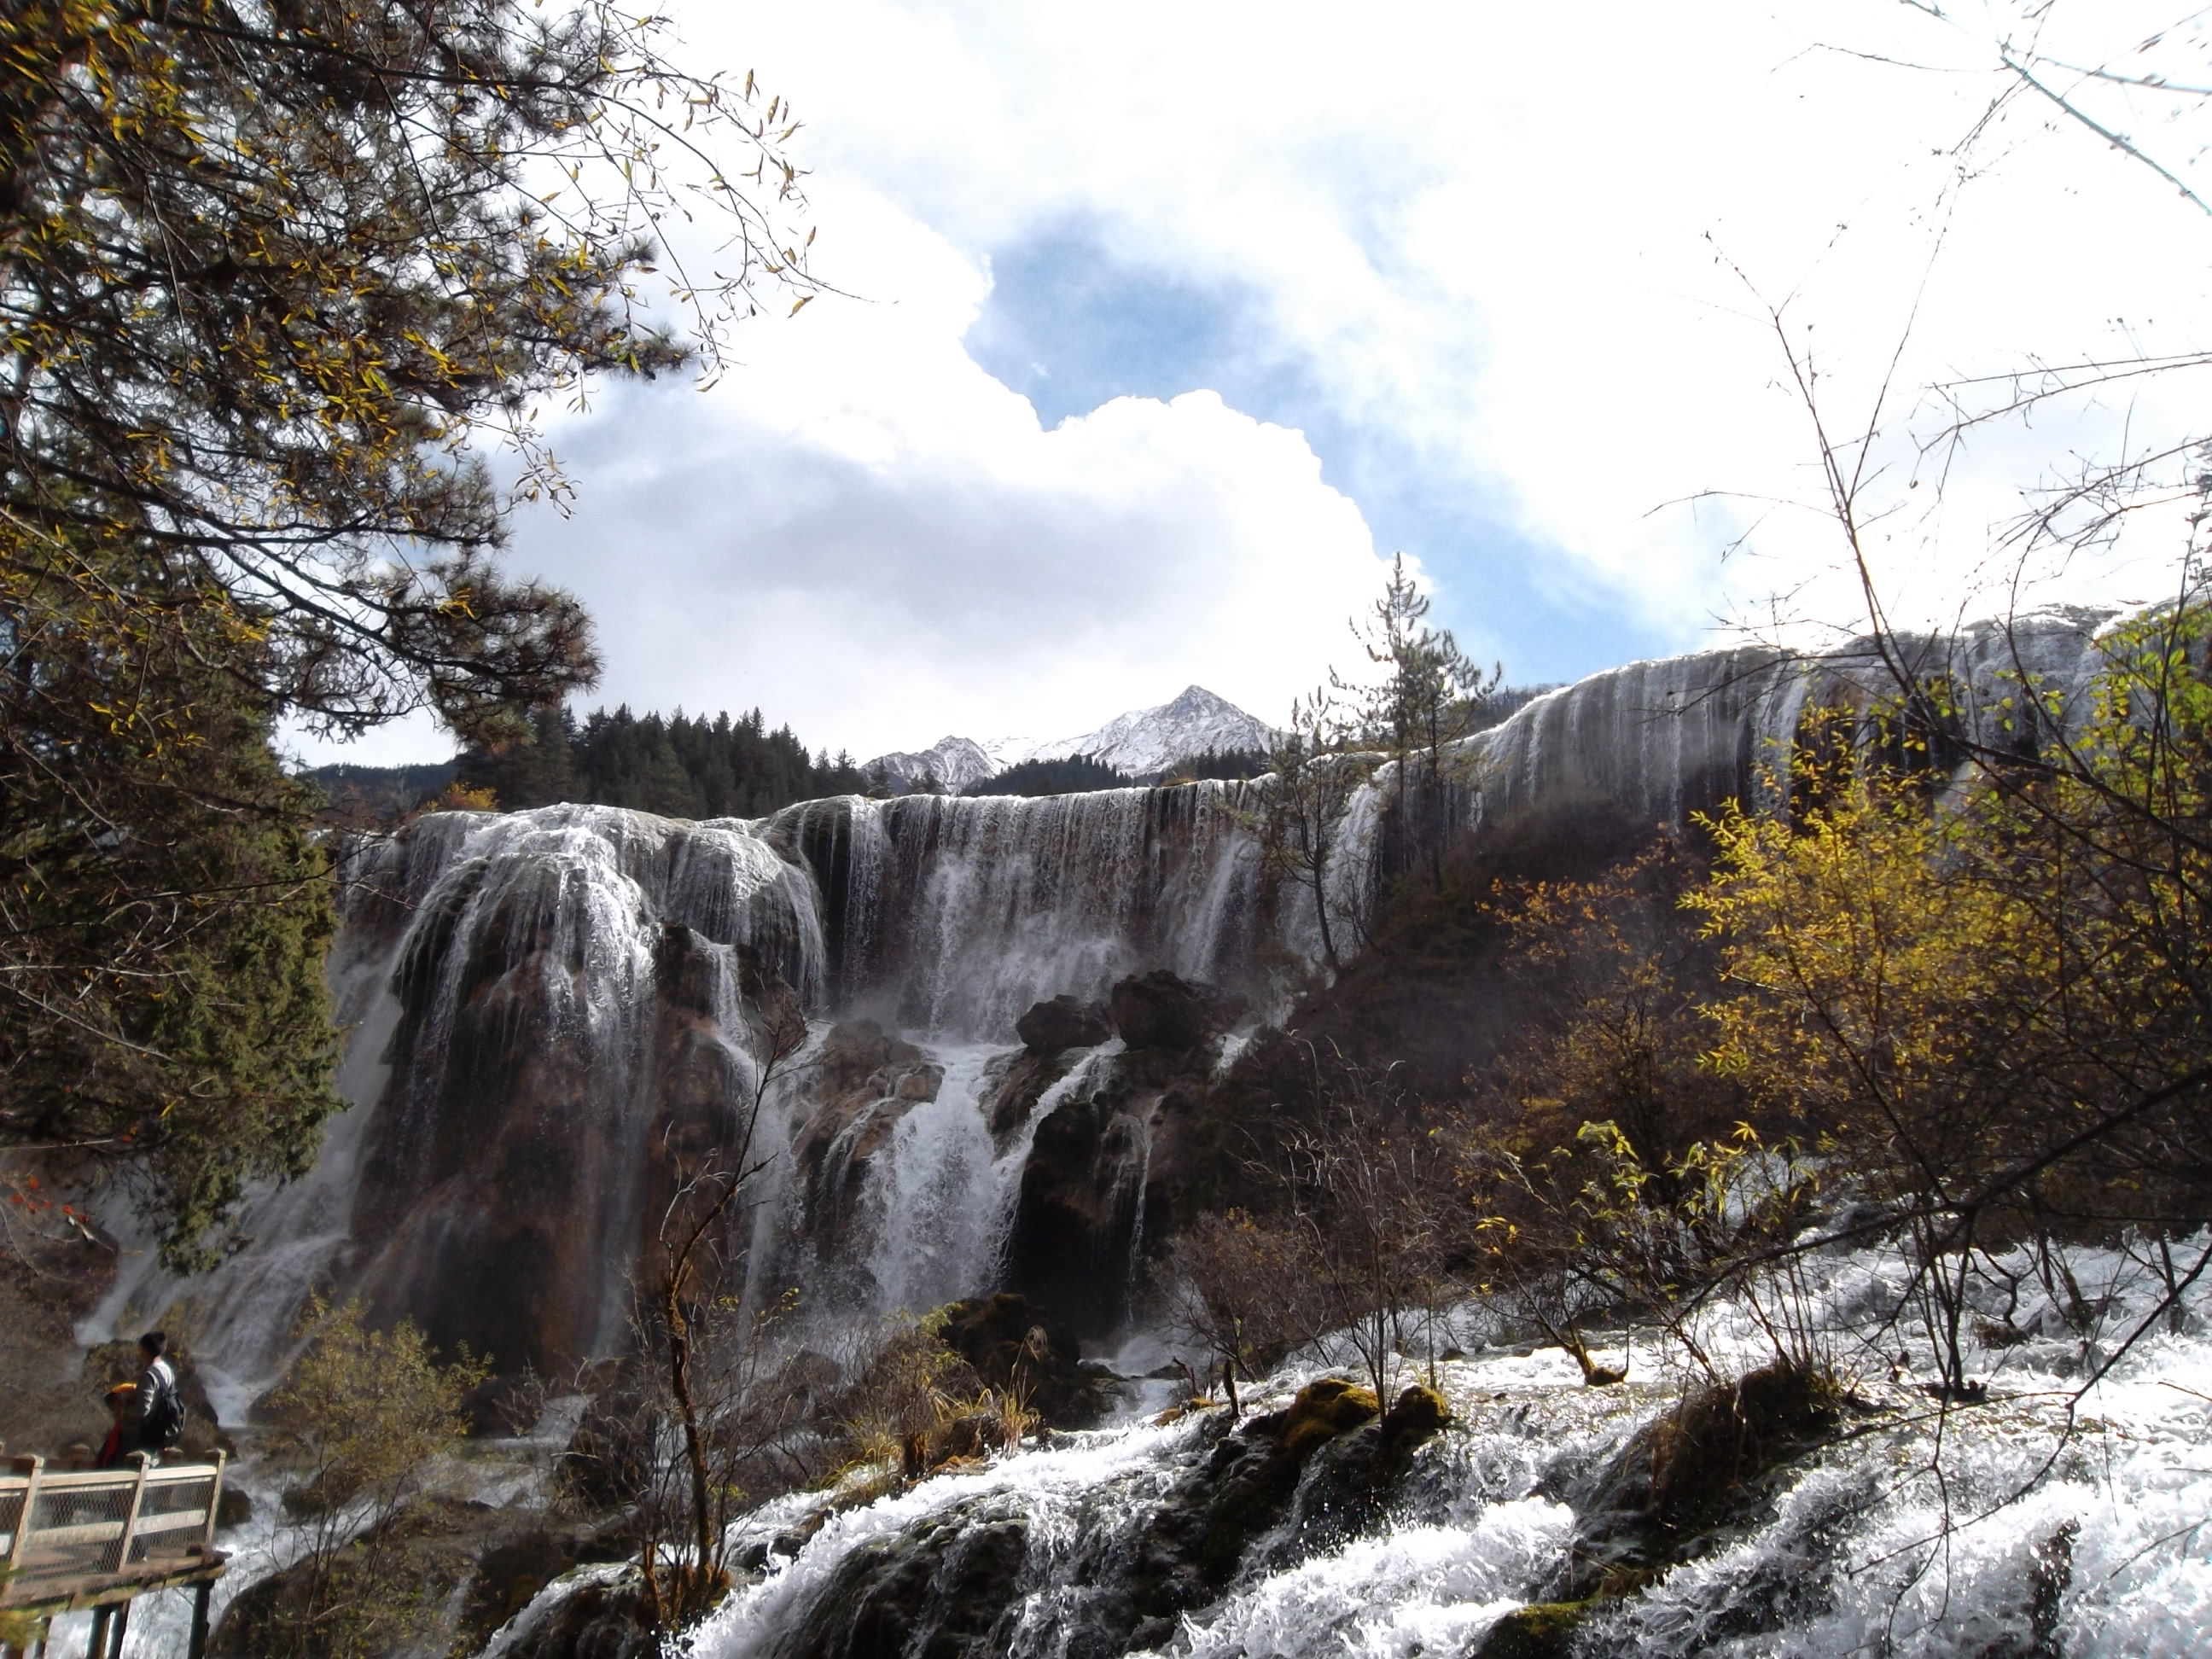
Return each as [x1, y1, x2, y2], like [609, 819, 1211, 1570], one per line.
[139, 1330, 167, 1358]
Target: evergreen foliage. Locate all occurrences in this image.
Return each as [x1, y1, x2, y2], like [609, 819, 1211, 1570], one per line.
[2, 536, 343, 1269]
[966, 753, 1134, 796]
[1161, 747, 1270, 783]
[455, 703, 869, 818]
[300, 761, 463, 826]
[2, 0, 818, 748]
[2, 0, 815, 1257]
[1336, 553, 1502, 893]
[1250, 690, 1373, 973]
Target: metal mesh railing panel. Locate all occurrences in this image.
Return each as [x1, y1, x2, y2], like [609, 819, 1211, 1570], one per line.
[16, 1479, 137, 1586]
[131, 1470, 218, 1565]
[1, 1460, 223, 1602]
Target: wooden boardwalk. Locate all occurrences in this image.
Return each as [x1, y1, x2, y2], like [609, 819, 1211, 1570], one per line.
[1, 1453, 228, 1658]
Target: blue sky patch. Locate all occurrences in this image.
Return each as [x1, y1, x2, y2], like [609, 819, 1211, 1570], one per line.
[962, 219, 1668, 688]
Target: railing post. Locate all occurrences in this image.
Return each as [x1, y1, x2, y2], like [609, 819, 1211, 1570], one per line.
[79, 1608, 106, 1659]
[5, 1457, 43, 1576]
[187, 1582, 212, 1659]
[100, 1603, 125, 1659]
[112, 1458, 149, 1576]
[199, 1452, 226, 1555]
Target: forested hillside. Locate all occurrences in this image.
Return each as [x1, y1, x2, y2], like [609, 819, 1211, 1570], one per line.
[305, 705, 871, 824]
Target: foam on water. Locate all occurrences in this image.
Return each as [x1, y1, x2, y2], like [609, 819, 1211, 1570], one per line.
[105, 608, 2176, 1655]
[524, 1229, 2212, 1659]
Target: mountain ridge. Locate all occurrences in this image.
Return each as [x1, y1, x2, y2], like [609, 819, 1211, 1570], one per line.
[865, 684, 1271, 791]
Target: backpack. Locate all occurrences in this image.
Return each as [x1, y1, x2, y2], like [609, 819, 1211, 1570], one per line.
[141, 1359, 185, 1450]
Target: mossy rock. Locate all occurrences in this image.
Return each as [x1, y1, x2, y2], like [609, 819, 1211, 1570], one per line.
[1472, 1599, 1591, 1659]
[1556, 1359, 1841, 1601]
[1276, 1377, 1379, 1456]
[1380, 1383, 1451, 1448]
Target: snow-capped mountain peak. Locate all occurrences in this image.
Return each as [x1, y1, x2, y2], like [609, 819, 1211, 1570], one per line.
[1027, 684, 1271, 777]
[864, 685, 1272, 790]
[861, 735, 999, 794]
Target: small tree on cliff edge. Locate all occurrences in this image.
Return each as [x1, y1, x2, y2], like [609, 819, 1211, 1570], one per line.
[637, 959, 813, 1633]
[1336, 555, 1501, 894]
[1253, 688, 1372, 975]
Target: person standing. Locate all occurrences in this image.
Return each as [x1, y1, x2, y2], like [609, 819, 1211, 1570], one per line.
[131, 1330, 185, 1460]
[95, 1382, 138, 1468]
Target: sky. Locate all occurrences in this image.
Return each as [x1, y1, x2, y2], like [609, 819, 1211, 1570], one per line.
[302, 1, 2212, 766]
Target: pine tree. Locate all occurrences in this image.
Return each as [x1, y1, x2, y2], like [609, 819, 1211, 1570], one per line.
[1336, 556, 1500, 892]
[2, 533, 342, 1267]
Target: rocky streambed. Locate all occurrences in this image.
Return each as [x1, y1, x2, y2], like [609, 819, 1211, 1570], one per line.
[476, 1231, 2212, 1659]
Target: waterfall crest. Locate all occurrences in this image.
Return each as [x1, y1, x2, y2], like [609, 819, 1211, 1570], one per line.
[131, 611, 2122, 1387]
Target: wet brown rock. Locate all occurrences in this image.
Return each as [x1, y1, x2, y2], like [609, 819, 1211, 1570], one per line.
[787, 1021, 946, 1259]
[937, 1293, 1110, 1429]
[1108, 970, 1247, 1052]
[348, 924, 806, 1383]
[1016, 994, 1113, 1053]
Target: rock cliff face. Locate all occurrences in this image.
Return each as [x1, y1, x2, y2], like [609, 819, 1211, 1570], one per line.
[134, 613, 2118, 1386]
[328, 809, 822, 1378]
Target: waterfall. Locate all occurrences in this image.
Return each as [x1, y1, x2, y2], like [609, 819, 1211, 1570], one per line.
[856, 1045, 1008, 1316]
[769, 783, 1266, 1036]
[114, 783, 1274, 1381]
[1123, 1107, 1157, 1312]
[118, 609, 2131, 1393]
[594, 1229, 2211, 1659]
[108, 805, 829, 1384]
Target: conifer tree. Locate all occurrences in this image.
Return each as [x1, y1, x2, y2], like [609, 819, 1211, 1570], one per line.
[3, 0, 820, 1252]
[1336, 556, 1499, 892]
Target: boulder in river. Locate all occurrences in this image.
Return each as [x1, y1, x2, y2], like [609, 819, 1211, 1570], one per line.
[1108, 970, 1247, 1052]
[1016, 994, 1114, 1053]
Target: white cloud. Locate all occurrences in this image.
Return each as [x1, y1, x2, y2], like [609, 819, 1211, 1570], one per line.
[695, 0, 2212, 636]
[502, 182, 1390, 757]
[300, 0, 2212, 765]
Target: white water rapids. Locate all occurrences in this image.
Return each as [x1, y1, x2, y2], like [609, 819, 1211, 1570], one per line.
[479, 1231, 2212, 1658]
[73, 608, 2189, 1656]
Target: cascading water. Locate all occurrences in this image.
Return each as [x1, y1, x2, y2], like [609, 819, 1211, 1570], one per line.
[830, 1044, 1123, 1322]
[771, 784, 1267, 1036]
[538, 1231, 2205, 1659]
[111, 610, 2135, 1448]
[106, 804, 830, 1387]
[855, 1045, 1020, 1318]
[1122, 1109, 1156, 1310]
[112, 780, 1274, 1386]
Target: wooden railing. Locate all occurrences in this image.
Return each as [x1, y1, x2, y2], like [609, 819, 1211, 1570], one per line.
[1, 1453, 228, 1657]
